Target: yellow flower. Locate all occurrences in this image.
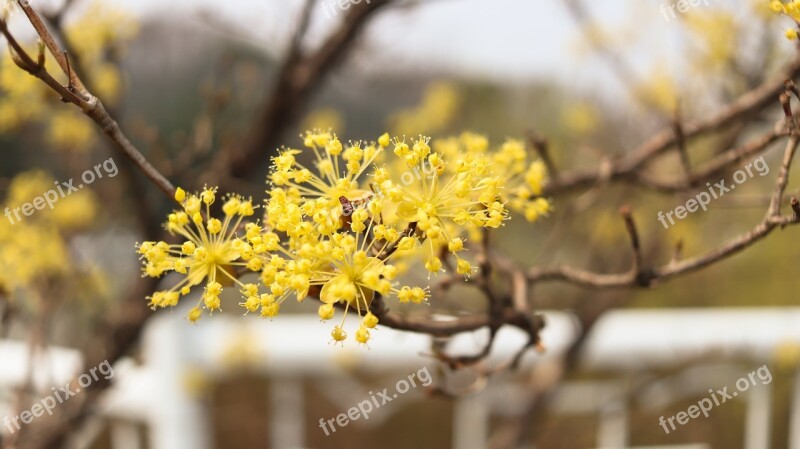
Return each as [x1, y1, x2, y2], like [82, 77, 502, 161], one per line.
[0, 219, 68, 290]
[3, 170, 99, 231]
[0, 54, 47, 131]
[486, 138, 553, 222]
[137, 130, 554, 347]
[0, 172, 95, 293]
[284, 206, 422, 344]
[769, 1, 800, 40]
[5, 170, 53, 206]
[268, 130, 384, 227]
[137, 187, 268, 320]
[385, 135, 507, 272]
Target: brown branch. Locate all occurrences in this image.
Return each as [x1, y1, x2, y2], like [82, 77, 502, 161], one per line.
[375, 221, 417, 260]
[370, 298, 498, 337]
[16, 0, 88, 97]
[528, 131, 800, 290]
[544, 53, 800, 196]
[40, 2, 99, 100]
[0, 20, 79, 102]
[630, 127, 785, 192]
[672, 108, 692, 179]
[527, 130, 558, 180]
[497, 294, 630, 449]
[1, 5, 178, 448]
[618, 206, 643, 277]
[768, 120, 800, 217]
[685, 128, 784, 185]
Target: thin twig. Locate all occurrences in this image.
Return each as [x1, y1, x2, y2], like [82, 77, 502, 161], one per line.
[3, 3, 176, 201]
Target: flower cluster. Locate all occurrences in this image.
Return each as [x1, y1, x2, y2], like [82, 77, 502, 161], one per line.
[137, 130, 552, 345]
[136, 187, 280, 322]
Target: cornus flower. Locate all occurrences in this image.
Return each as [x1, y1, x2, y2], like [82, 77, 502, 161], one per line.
[435, 135, 552, 223]
[264, 187, 306, 236]
[383, 136, 507, 274]
[489, 139, 553, 222]
[137, 187, 266, 322]
[138, 130, 553, 347]
[269, 130, 386, 220]
[290, 206, 424, 345]
[249, 231, 315, 316]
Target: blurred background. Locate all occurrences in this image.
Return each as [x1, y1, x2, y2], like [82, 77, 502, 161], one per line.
[1, 0, 800, 448]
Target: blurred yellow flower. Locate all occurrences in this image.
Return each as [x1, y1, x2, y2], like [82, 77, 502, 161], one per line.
[774, 340, 800, 369]
[66, 1, 139, 61]
[561, 103, 599, 135]
[0, 219, 68, 291]
[50, 190, 98, 230]
[93, 63, 123, 104]
[5, 170, 53, 206]
[301, 108, 345, 134]
[390, 82, 461, 136]
[181, 368, 212, 398]
[3, 170, 99, 231]
[684, 12, 737, 68]
[47, 111, 96, 152]
[634, 70, 679, 113]
[219, 328, 264, 369]
[0, 1, 137, 147]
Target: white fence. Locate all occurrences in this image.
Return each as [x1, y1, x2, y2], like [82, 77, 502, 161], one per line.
[4, 307, 800, 448]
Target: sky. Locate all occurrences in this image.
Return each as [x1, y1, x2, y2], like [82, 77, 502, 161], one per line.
[19, 0, 791, 97]
[92, 0, 654, 85]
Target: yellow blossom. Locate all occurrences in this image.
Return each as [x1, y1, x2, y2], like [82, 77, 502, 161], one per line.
[137, 187, 273, 319]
